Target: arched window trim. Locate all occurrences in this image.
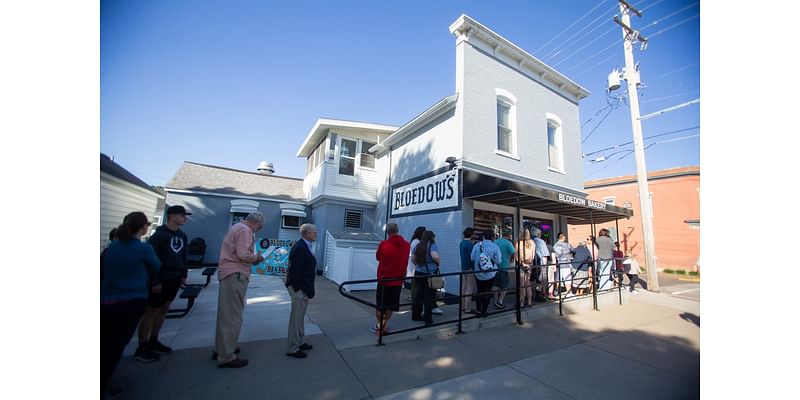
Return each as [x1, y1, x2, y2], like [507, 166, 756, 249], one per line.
[495, 88, 518, 159]
[545, 113, 565, 173]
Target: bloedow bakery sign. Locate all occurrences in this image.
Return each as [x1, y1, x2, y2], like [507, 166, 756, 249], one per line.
[390, 168, 461, 217]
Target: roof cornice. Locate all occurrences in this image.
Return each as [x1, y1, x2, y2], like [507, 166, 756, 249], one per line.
[449, 14, 590, 101]
[296, 118, 398, 157]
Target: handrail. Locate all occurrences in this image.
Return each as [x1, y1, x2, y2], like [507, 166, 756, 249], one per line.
[337, 256, 628, 345]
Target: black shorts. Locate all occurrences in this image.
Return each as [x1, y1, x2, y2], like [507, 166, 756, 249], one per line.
[146, 277, 181, 307]
[375, 285, 402, 311]
[495, 270, 510, 289]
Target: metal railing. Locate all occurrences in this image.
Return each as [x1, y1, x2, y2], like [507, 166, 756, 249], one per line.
[338, 257, 627, 345]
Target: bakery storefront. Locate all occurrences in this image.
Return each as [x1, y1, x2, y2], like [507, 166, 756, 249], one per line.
[462, 169, 634, 242]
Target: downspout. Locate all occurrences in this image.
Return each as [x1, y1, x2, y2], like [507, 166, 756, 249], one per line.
[384, 147, 392, 240]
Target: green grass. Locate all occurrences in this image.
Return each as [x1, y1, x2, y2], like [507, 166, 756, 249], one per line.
[663, 268, 674, 274]
[675, 270, 687, 275]
[688, 271, 698, 276]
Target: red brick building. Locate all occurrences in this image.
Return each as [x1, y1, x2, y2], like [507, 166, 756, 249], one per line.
[568, 166, 700, 272]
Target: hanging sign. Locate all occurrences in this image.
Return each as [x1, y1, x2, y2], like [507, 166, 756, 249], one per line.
[252, 238, 295, 275]
[391, 168, 460, 217]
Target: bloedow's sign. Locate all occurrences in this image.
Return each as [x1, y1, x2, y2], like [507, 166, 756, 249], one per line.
[391, 168, 459, 217]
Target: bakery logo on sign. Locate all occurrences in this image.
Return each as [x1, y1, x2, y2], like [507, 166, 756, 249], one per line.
[392, 169, 458, 216]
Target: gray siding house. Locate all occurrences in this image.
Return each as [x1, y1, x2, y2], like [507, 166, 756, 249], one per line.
[164, 161, 308, 264]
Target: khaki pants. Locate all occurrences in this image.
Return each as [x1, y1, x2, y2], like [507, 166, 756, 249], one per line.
[214, 272, 249, 364]
[287, 285, 309, 353]
[460, 273, 476, 311]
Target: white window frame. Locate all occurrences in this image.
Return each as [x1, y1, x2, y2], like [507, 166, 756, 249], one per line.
[546, 113, 565, 173]
[495, 88, 518, 159]
[281, 215, 301, 229]
[337, 137, 358, 177]
[359, 140, 376, 170]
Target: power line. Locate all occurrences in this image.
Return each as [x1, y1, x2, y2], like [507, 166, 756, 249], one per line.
[648, 14, 699, 39]
[542, 2, 617, 59]
[640, 90, 699, 103]
[581, 103, 619, 144]
[585, 134, 699, 177]
[542, 0, 646, 62]
[571, 52, 621, 78]
[655, 62, 699, 79]
[536, 0, 610, 55]
[583, 125, 700, 157]
[639, 0, 666, 12]
[561, 40, 618, 73]
[552, 26, 618, 67]
[581, 103, 614, 128]
[640, 2, 699, 31]
[546, 16, 615, 61]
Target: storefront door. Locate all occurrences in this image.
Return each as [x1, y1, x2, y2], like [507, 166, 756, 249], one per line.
[522, 217, 554, 245]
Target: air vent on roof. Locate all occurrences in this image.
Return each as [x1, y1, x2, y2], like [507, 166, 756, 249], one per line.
[257, 161, 274, 175]
[344, 210, 362, 229]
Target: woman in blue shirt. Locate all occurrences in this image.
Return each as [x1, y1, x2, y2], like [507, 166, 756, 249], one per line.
[101, 212, 161, 398]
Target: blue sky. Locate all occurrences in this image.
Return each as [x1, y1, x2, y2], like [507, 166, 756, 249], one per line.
[100, 0, 699, 186]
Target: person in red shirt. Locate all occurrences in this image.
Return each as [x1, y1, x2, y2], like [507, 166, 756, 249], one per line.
[372, 222, 411, 335]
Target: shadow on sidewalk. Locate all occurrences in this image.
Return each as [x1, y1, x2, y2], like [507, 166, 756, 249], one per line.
[107, 276, 700, 400]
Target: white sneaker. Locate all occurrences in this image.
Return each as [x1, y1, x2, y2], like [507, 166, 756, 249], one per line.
[431, 307, 443, 315]
[630, 289, 639, 295]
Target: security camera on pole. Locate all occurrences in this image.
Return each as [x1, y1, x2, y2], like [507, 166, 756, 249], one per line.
[607, 0, 660, 292]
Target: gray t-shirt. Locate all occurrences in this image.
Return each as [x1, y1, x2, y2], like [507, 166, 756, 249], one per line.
[596, 235, 614, 259]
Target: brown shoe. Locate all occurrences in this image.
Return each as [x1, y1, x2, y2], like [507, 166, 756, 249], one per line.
[286, 350, 307, 358]
[217, 358, 248, 368]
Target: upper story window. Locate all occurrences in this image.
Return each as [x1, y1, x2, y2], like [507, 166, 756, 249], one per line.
[495, 89, 518, 158]
[360, 141, 376, 169]
[546, 113, 564, 172]
[306, 140, 326, 174]
[338, 138, 357, 176]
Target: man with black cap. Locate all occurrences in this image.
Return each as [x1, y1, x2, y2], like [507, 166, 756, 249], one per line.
[134, 205, 191, 362]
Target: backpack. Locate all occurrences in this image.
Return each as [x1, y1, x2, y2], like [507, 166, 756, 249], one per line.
[477, 244, 496, 272]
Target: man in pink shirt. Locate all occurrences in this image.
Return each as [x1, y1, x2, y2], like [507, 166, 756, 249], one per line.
[213, 212, 264, 368]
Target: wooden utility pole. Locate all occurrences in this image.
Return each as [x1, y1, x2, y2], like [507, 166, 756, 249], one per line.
[615, 0, 660, 292]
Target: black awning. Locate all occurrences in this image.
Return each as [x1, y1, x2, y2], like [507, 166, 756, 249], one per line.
[462, 170, 633, 225]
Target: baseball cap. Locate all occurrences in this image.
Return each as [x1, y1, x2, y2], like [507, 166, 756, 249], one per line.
[166, 205, 192, 216]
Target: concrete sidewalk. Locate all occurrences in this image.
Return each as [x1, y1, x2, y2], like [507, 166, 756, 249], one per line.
[110, 269, 699, 400]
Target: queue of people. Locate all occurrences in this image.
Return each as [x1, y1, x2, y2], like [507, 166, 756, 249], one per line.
[102, 210, 637, 398]
[100, 210, 320, 399]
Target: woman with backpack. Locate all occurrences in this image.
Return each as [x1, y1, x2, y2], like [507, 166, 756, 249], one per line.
[410, 230, 440, 326]
[470, 229, 502, 318]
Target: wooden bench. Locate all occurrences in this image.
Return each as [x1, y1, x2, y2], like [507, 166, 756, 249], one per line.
[166, 286, 202, 319]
